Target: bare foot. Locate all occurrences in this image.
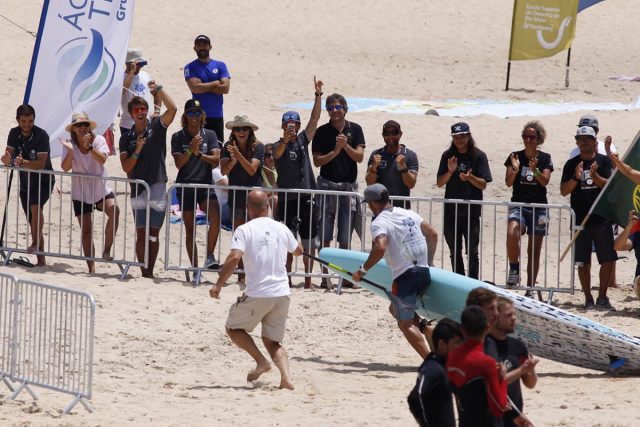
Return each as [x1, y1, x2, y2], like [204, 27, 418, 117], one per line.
[247, 363, 271, 382]
[103, 251, 114, 261]
[27, 244, 37, 254]
[279, 378, 294, 390]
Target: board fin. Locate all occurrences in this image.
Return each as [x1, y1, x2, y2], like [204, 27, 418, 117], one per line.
[608, 355, 627, 373]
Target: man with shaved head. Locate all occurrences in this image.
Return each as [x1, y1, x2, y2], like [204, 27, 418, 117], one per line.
[211, 190, 303, 389]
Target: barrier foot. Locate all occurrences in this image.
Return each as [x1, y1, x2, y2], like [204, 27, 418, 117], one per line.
[60, 394, 93, 415]
[118, 263, 131, 281]
[1, 375, 15, 392]
[8, 381, 38, 401]
[1, 250, 13, 266]
[546, 290, 555, 305]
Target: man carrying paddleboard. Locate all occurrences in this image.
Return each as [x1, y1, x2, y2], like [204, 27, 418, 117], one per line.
[352, 183, 438, 359]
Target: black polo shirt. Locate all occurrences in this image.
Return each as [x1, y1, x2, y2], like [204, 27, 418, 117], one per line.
[368, 144, 419, 197]
[7, 125, 54, 191]
[274, 131, 316, 197]
[171, 128, 219, 184]
[312, 120, 365, 183]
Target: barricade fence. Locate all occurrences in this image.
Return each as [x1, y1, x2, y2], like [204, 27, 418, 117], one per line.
[0, 273, 95, 415]
[381, 196, 577, 299]
[164, 184, 365, 285]
[0, 166, 150, 279]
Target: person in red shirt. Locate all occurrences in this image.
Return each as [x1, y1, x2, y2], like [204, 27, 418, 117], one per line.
[447, 305, 508, 427]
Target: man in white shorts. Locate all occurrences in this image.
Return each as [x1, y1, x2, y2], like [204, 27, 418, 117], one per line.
[210, 190, 303, 389]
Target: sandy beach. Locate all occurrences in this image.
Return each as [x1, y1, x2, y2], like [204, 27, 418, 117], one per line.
[2, 1, 640, 425]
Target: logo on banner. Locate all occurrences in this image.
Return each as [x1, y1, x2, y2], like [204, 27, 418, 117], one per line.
[55, 29, 116, 109]
[537, 16, 572, 50]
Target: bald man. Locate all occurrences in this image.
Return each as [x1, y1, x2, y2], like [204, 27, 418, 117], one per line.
[211, 190, 303, 389]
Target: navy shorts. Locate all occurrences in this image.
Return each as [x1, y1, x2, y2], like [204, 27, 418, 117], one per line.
[508, 206, 548, 236]
[575, 222, 617, 264]
[176, 187, 217, 212]
[391, 266, 431, 321]
[73, 192, 115, 216]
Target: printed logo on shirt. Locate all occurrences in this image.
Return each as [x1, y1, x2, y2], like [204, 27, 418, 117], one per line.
[134, 83, 146, 93]
[581, 170, 596, 188]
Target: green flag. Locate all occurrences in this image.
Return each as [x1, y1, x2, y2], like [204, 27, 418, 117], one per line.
[591, 131, 640, 227]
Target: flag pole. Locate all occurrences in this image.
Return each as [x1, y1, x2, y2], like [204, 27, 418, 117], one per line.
[565, 48, 572, 88]
[505, 0, 518, 91]
[506, 62, 512, 91]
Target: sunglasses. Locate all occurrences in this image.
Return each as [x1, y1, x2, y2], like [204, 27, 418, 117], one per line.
[521, 134, 537, 141]
[233, 126, 251, 132]
[133, 106, 148, 114]
[265, 152, 273, 158]
[382, 130, 400, 137]
[326, 105, 345, 112]
[73, 122, 90, 128]
[186, 110, 202, 117]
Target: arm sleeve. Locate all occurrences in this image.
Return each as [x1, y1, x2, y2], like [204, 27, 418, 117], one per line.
[230, 227, 247, 252]
[560, 158, 574, 184]
[484, 357, 508, 417]
[407, 150, 419, 172]
[93, 135, 109, 155]
[436, 152, 449, 177]
[252, 143, 265, 162]
[285, 227, 299, 252]
[170, 132, 183, 155]
[476, 151, 493, 182]
[219, 61, 230, 79]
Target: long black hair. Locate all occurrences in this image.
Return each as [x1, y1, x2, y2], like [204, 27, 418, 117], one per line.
[444, 134, 478, 160]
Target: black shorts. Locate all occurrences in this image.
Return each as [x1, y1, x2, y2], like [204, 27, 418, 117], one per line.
[575, 222, 617, 264]
[277, 195, 319, 239]
[19, 177, 55, 222]
[73, 192, 115, 216]
[176, 187, 217, 212]
[204, 117, 224, 143]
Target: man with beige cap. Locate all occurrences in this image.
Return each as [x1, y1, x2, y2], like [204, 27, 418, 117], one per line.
[120, 48, 161, 135]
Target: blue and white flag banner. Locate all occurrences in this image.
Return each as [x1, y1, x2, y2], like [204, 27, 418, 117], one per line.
[24, 0, 136, 157]
[578, 0, 605, 12]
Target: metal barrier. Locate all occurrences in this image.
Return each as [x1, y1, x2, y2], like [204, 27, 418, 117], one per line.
[0, 166, 150, 279]
[0, 274, 95, 414]
[377, 196, 576, 300]
[164, 184, 365, 284]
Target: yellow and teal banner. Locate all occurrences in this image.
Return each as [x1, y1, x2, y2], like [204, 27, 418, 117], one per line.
[509, 0, 579, 61]
[592, 132, 640, 227]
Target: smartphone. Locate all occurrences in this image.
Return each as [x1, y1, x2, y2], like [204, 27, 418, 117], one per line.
[137, 60, 147, 67]
[287, 123, 295, 132]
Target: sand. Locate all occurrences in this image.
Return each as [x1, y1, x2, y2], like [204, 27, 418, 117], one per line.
[2, 0, 640, 425]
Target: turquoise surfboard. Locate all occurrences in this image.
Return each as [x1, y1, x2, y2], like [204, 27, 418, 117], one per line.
[319, 247, 640, 374]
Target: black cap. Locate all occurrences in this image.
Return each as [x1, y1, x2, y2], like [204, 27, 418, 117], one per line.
[184, 99, 202, 111]
[450, 122, 470, 135]
[382, 120, 401, 132]
[194, 34, 211, 44]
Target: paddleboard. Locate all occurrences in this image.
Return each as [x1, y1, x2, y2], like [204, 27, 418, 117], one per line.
[319, 247, 640, 374]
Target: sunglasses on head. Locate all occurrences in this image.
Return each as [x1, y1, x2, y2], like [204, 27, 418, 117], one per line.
[521, 134, 537, 141]
[186, 110, 202, 117]
[73, 122, 90, 128]
[133, 106, 148, 114]
[233, 126, 251, 132]
[326, 104, 345, 112]
[382, 130, 400, 137]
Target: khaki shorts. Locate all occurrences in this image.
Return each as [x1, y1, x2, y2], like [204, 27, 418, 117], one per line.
[226, 294, 291, 342]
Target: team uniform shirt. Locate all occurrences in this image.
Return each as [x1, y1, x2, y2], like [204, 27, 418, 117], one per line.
[503, 150, 553, 204]
[62, 135, 112, 203]
[312, 121, 365, 183]
[447, 339, 508, 427]
[560, 153, 612, 226]
[370, 207, 429, 279]
[120, 70, 155, 130]
[274, 131, 317, 197]
[437, 148, 492, 217]
[7, 125, 54, 192]
[230, 216, 299, 298]
[171, 128, 220, 184]
[183, 58, 230, 118]
[119, 117, 168, 196]
[220, 141, 264, 187]
[569, 139, 616, 159]
[368, 144, 419, 199]
[486, 336, 530, 427]
[407, 353, 456, 427]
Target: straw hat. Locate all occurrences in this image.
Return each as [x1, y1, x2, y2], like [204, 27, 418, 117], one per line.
[225, 115, 259, 131]
[126, 48, 147, 63]
[65, 112, 97, 132]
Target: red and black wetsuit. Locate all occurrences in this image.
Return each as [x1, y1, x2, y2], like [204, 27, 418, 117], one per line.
[446, 339, 508, 427]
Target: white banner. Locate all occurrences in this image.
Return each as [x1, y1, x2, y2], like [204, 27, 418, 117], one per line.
[24, 0, 135, 157]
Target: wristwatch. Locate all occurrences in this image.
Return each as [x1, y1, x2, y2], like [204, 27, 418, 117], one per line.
[358, 264, 368, 276]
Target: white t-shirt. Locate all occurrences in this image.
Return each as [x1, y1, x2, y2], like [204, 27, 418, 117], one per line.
[370, 207, 428, 279]
[568, 139, 617, 159]
[120, 70, 155, 130]
[62, 135, 113, 203]
[212, 166, 228, 206]
[231, 216, 298, 298]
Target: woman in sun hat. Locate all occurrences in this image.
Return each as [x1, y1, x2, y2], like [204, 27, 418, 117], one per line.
[220, 115, 264, 282]
[60, 111, 120, 273]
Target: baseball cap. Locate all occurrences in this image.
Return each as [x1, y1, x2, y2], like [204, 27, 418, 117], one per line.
[363, 183, 389, 203]
[281, 111, 301, 123]
[575, 126, 597, 139]
[577, 115, 598, 128]
[194, 34, 211, 44]
[451, 122, 470, 135]
[184, 99, 202, 111]
[382, 120, 401, 132]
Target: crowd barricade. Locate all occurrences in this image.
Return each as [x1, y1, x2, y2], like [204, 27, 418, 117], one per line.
[0, 166, 150, 279]
[164, 184, 365, 285]
[0, 273, 95, 415]
[377, 196, 576, 301]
